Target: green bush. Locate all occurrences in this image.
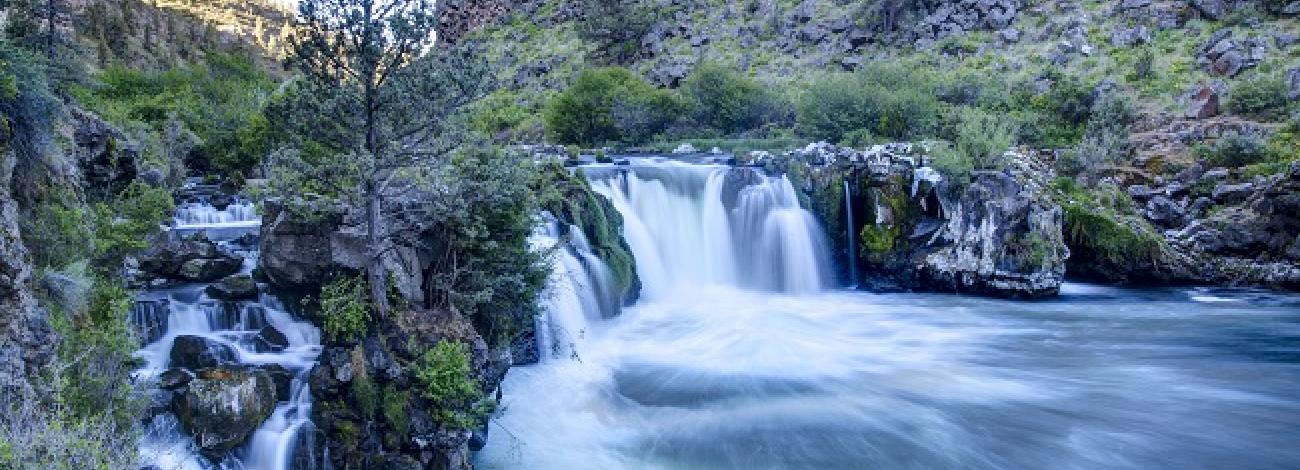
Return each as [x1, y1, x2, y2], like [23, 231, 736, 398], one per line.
[414, 341, 487, 430]
[1197, 132, 1270, 168]
[1057, 92, 1135, 177]
[91, 181, 174, 270]
[544, 67, 681, 145]
[796, 61, 941, 143]
[681, 62, 787, 135]
[951, 107, 1016, 171]
[1008, 73, 1096, 147]
[319, 274, 372, 343]
[70, 52, 278, 177]
[1227, 74, 1289, 118]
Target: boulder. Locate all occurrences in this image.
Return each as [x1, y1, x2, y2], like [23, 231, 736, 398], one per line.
[253, 325, 290, 353]
[1110, 26, 1150, 47]
[140, 233, 242, 282]
[206, 274, 258, 301]
[258, 363, 294, 402]
[1190, 0, 1227, 20]
[1212, 182, 1254, 203]
[159, 367, 195, 390]
[170, 335, 237, 370]
[172, 366, 277, 460]
[1146, 196, 1187, 228]
[1185, 85, 1220, 119]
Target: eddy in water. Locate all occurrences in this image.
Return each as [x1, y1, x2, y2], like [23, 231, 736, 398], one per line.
[477, 159, 1300, 470]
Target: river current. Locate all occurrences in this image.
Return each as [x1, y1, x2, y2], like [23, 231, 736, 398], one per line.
[477, 161, 1300, 470]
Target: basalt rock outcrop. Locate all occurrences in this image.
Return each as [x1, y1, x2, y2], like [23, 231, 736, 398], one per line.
[137, 232, 243, 283]
[792, 143, 1068, 298]
[171, 366, 279, 460]
[0, 125, 56, 393]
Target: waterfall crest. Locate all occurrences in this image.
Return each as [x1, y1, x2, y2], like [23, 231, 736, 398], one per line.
[587, 161, 833, 296]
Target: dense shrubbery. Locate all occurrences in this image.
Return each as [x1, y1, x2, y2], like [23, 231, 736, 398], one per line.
[319, 274, 372, 343]
[71, 52, 278, 177]
[797, 62, 941, 143]
[1056, 92, 1136, 178]
[681, 62, 789, 136]
[1227, 74, 1290, 118]
[545, 67, 682, 145]
[1196, 132, 1271, 168]
[414, 340, 488, 430]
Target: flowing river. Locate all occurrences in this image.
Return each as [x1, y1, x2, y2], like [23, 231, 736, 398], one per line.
[477, 160, 1300, 470]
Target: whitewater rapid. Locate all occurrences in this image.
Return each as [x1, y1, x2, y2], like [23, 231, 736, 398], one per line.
[477, 160, 1300, 470]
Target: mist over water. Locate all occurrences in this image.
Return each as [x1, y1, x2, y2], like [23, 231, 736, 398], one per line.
[477, 161, 1300, 470]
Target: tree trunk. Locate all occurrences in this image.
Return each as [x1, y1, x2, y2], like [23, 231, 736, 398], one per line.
[366, 183, 390, 318]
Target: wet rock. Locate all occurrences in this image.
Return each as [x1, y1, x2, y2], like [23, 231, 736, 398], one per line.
[172, 366, 277, 460]
[258, 363, 294, 401]
[205, 274, 258, 301]
[254, 325, 290, 353]
[159, 367, 195, 390]
[170, 335, 237, 370]
[140, 233, 242, 282]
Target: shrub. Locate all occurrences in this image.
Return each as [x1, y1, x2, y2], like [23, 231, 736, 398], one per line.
[319, 274, 371, 343]
[796, 61, 941, 143]
[1052, 178, 1164, 267]
[1058, 92, 1135, 177]
[544, 67, 681, 145]
[681, 62, 787, 135]
[951, 107, 1016, 171]
[92, 181, 174, 270]
[414, 341, 487, 430]
[1197, 132, 1270, 168]
[1227, 74, 1289, 118]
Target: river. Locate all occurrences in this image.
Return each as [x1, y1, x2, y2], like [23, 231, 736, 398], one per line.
[477, 160, 1300, 470]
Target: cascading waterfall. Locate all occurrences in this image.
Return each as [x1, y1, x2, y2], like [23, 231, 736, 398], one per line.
[844, 178, 859, 288]
[587, 160, 832, 296]
[529, 213, 620, 362]
[135, 203, 323, 470]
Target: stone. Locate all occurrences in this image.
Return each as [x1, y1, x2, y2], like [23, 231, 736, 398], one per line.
[170, 335, 237, 370]
[1202, 168, 1230, 182]
[1127, 185, 1158, 201]
[1211, 49, 1246, 77]
[172, 366, 277, 460]
[673, 143, 699, 154]
[179, 258, 243, 283]
[1146, 196, 1187, 228]
[1111, 26, 1150, 47]
[258, 363, 294, 401]
[1287, 68, 1300, 101]
[1190, 0, 1228, 20]
[205, 274, 258, 301]
[159, 368, 195, 390]
[999, 28, 1021, 43]
[1276, 34, 1299, 49]
[1185, 85, 1220, 119]
[1212, 182, 1254, 203]
[254, 325, 289, 353]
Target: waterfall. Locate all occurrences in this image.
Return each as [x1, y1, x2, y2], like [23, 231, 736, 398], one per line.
[135, 203, 323, 470]
[529, 213, 619, 362]
[587, 160, 832, 296]
[844, 179, 859, 288]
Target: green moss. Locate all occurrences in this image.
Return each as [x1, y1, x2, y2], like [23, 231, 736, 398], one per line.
[1052, 178, 1165, 267]
[414, 341, 486, 431]
[350, 370, 378, 419]
[381, 385, 410, 445]
[860, 223, 900, 253]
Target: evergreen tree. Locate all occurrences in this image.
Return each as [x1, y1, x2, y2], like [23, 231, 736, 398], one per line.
[279, 0, 488, 317]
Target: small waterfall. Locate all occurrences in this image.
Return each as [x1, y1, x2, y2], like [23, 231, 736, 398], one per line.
[844, 179, 859, 288]
[588, 160, 832, 296]
[529, 214, 619, 362]
[134, 203, 323, 470]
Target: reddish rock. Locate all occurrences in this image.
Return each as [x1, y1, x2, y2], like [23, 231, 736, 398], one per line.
[1185, 86, 1219, 119]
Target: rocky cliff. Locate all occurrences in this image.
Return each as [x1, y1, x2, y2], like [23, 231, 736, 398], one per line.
[0, 122, 56, 393]
[786, 143, 1068, 298]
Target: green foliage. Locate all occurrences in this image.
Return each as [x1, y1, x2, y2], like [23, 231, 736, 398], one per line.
[544, 67, 682, 145]
[1196, 132, 1271, 168]
[1052, 178, 1164, 267]
[381, 385, 410, 444]
[860, 223, 900, 253]
[49, 278, 141, 422]
[1057, 92, 1135, 177]
[351, 370, 378, 419]
[70, 52, 277, 176]
[1227, 74, 1290, 118]
[796, 61, 941, 143]
[414, 341, 486, 431]
[25, 197, 94, 270]
[428, 148, 549, 344]
[681, 62, 788, 135]
[90, 181, 174, 270]
[1008, 73, 1096, 147]
[467, 90, 536, 139]
[952, 107, 1016, 171]
[319, 274, 372, 343]
[0, 39, 62, 194]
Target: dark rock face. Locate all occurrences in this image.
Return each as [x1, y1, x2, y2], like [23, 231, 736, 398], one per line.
[1185, 85, 1220, 119]
[171, 366, 277, 460]
[205, 274, 258, 300]
[253, 325, 289, 353]
[139, 233, 242, 282]
[170, 335, 237, 370]
[0, 135, 55, 392]
[159, 368, 195, 390]
[258, 200, 360, 294]
[799, 144, 1067, 298]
